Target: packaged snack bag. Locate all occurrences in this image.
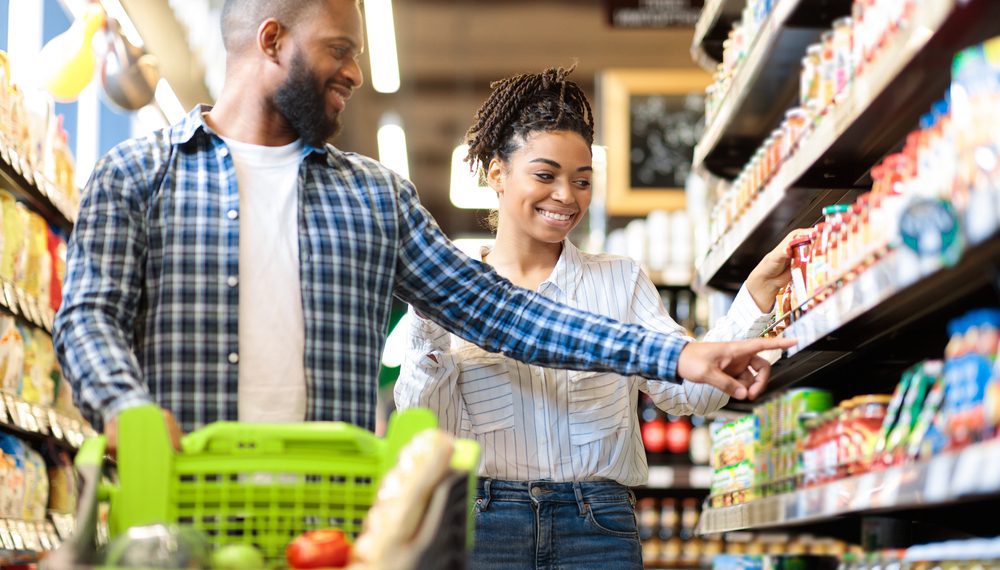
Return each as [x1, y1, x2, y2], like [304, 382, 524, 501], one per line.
[0, 434, 25, 519]
[47, 228, 65, 312]
[17, 322, 37, 402]
[0, 315, 21, 393]
[0, 191, 19, 280]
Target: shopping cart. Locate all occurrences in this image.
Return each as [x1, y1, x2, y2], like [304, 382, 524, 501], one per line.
[46, 404, 480, 569]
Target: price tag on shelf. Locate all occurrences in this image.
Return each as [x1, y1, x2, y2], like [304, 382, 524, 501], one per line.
[47, 410, 63, 441]
[25, 297, 40, 328]
[691, 466, 713, 489]
[15, 401, 33, 431]
[0, 520, 12, 551]
[4, 394, 19, 427]
[2, 282, 19, 317]
[0, 138, 9, 165]
[45, 523, 61, 550]
[823, 481, 843, 515]
[67, 420, 83, 447]
[880, 467, 903, 507]
[951, 445, 984, 496]
[22, 165, 34, 186]
[924, 452, 956, 501]
[32, 405, 48, 435]
[22, 522, 38, 553]
[646, 466, 674, 488]
[10, 150, 22, 174]
[14, 287, 30, 322]
[979, 441, 1000, 494]
[42, 309, 54, 333]
[10, 521, 24, 551]
[851, 473, 876, 510]
[36, 523, 51, 552]
[15, 401, 36, 432]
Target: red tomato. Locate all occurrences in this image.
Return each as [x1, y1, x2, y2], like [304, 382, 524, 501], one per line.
[665, 418, 692, 454]
[286, 529, 352, 569]
[641, 418, 669, 453]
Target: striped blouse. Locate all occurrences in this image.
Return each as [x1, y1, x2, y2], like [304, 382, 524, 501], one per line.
[394, 240, 772, 486]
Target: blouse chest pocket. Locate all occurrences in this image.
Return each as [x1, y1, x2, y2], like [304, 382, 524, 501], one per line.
[456, 348, 515, 435]
[567, 371, 631, 446]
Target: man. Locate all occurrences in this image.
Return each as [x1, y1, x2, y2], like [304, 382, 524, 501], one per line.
[53, 0, 794, 447]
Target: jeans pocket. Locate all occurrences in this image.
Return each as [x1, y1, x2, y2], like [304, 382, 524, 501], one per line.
[583, 500, 639, 538]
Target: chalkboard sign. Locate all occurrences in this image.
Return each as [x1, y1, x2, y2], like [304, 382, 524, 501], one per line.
[629, 93, 705, 189]
[600, 69, 710, 217]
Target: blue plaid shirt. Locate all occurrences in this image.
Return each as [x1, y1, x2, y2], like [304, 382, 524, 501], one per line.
[53, 106, 688, 433]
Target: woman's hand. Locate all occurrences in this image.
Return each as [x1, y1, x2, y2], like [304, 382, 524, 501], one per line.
[745, 228, 812, 312]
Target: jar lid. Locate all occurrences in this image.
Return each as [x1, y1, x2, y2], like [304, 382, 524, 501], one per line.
[853, 395, 892, 406]
[790, 236, 813, 248]
[822, 204, 850, 215]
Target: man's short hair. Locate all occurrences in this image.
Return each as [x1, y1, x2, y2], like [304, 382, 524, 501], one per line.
[220, 0, 323, 52]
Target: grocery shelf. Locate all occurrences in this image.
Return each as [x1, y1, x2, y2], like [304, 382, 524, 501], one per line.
[693, 0, 853, 178]
[0, 277, 57, 335]
[0, 392, 92, 451]
[698, 439, 1000, 534]
[694, 0, 1000, 292]
[0, 516, 69, 565]
[690, 0, 743, 71]
[694, 185, 860, 292]
[753, 230, 1000, 402]
[0, 139, 77, 233]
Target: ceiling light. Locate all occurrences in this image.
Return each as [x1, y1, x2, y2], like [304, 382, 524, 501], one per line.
[377, 112, 409, 179]
[449, 144, 498, 210]
[363, 0, 400, 93]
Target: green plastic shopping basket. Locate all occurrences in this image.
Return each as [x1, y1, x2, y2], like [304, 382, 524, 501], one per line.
[50, 404, 480, 569]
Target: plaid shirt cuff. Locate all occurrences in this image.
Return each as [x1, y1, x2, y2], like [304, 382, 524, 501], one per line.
[101, 391, 156, 431]
[638, 331, 689, 383]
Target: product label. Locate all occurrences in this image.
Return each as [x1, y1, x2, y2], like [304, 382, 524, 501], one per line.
[899, 198, 961, 264]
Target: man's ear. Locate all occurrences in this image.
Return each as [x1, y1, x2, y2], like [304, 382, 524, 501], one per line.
[257, 18, 283, 62]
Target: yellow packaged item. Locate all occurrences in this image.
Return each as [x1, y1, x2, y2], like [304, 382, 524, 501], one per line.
[0, 316, 23, 394]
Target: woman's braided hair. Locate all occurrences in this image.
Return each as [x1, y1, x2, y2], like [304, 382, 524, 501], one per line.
[464, 64, 595, 182]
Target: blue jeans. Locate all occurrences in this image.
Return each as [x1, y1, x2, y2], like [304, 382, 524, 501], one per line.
[470, 479, 642, 570]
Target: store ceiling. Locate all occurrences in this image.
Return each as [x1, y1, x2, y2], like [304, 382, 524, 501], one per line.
[124, 0, 701, 236]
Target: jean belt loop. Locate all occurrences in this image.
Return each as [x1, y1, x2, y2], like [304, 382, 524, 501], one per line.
[481, 478, 492, 510]
[573, 482, 587, 516]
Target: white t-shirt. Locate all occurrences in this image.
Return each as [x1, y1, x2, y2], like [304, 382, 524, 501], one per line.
[220, 135, 307, 422]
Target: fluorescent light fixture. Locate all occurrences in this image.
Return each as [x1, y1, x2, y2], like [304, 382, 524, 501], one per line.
[363, 0, 400, 93]
[154, 78, 186, 124]
[449, 144, 498, 210]
[376, 112, 409, 179]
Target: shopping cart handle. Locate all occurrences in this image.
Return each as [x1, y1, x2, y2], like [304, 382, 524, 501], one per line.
[180, 420, 383, 457]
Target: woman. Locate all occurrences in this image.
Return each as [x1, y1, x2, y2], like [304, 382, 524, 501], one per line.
[395, 66, 800, 569]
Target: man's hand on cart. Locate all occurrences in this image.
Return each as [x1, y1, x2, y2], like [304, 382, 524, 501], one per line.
[104, 407, 183, 455]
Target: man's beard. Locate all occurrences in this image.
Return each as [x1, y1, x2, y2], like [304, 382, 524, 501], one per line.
[273, 51, 342, 147]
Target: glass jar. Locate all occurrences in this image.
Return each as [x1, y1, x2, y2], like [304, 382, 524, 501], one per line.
[789, 235, 813, 311]
[832, 17, 854, 95]
[851, 394, 892, 475]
